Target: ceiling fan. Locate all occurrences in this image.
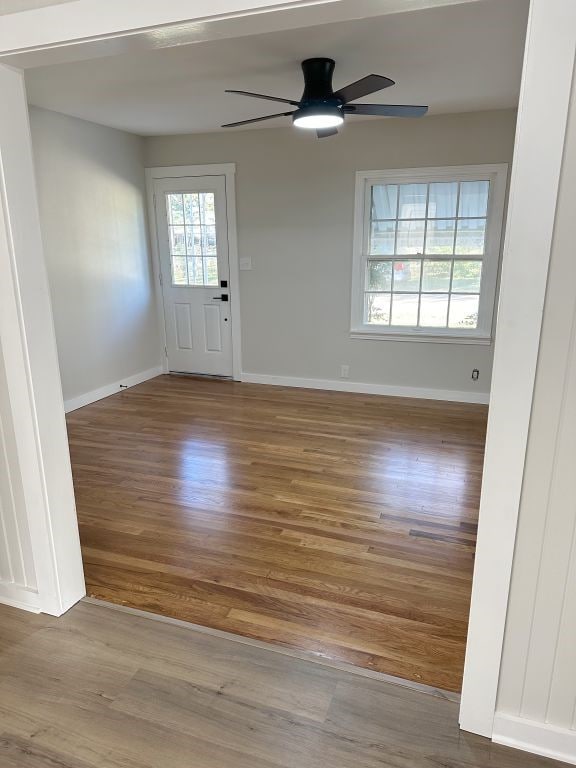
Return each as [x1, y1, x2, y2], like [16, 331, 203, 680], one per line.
[222, 57, 428, 138]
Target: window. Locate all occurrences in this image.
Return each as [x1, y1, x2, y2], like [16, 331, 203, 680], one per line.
[165, 191, 218, 286]
[351, 165, 507, 342]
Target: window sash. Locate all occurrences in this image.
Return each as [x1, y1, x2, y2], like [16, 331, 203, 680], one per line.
[351, 165, 508, 342]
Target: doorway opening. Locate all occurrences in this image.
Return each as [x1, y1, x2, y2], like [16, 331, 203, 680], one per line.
[19, 0, 529, 699]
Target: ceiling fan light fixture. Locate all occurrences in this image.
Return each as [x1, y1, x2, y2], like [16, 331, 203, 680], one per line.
[292, 105, 343, 129]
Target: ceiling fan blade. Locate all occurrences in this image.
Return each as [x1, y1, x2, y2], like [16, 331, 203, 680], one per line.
[316, 127, 338, 138]
[333, 74, 395, 104]
[225, 89, 299, 107]
[345, 104, 428, 118]
[221, 111, 294, 128]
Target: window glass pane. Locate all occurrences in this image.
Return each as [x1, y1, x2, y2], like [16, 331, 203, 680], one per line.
[459, 180, 489, 218]
[204, 257, 219, 286]
[448, 294, 479, 329]
[365, 293, 391, 325]
[169, 225, 186, 256]
[397, 220, 425, 255]
[391, 294, 419, 326]
[422, 260, 451, 292]
[420, 294, 449, 327]
[371, 185, 397, 220]
[455, 218, 486, 255]
[200, 192, 216, 225]
[171, 256, 188, 285]
[187, 256, 204, 285]
[425, 219, 456, 255]
[452, 260, 482, 293]
[367, 261, 392, 291]
[183, 194, 200, 225]
[184, 226, 198, 256]
[398, 184, 427, 219]
[428, 182, 458, 219]
[392, 260, 421, 292]
[202, 226, 217, 256]
[370, 221, 395, 255]
[167, 194, 184, 225]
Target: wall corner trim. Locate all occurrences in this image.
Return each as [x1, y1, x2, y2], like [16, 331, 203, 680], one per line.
[64, 366, 163, 413]
[240, 372, 489, 404]
[493, 713, 576, 766]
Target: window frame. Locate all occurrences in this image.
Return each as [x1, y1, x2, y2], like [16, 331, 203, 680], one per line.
[350, 164, 508, 343]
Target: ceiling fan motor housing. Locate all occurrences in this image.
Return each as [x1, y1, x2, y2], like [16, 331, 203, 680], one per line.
[294, 58, 344, 127]
[300, 58, 340, 103]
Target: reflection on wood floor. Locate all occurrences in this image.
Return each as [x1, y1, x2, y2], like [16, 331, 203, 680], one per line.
[67, 375, 487, 692]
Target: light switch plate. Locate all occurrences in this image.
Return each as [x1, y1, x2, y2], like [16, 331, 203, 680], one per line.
[239, 256, 252, 270]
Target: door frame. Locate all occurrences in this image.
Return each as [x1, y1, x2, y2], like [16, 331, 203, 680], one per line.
[145, 163, 242, 380]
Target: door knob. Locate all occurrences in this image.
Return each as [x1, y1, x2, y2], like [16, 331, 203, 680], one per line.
[212, 294, 229, 302]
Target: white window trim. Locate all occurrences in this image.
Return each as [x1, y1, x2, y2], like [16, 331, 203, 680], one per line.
[350, 164, 508, 344]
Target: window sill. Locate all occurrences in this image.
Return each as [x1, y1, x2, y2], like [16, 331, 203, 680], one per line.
[350, 329, 492, 345]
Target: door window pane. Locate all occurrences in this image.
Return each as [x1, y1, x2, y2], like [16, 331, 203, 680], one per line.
[168, 194, 184, 225]
[392, 260, 421, 292]
[204, 257, 218, 286]
[170, 226, 186, 255]
[187, 257, 204, 285]
[422, 260, 451, 292]
[391, 294, 419, 326]
[420, 294, 449, 327]
[452, 260, 482, 293]
[367, 261, 393, 291]
[448, 294, 480, 329]
[171, 256, 188, 285]
[365, 293, 391, 325]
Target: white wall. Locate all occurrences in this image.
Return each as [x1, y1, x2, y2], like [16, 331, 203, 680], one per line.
[29, 106, 161, 408]
[145, 109, 516, 400]
[492, 74, 576, 765]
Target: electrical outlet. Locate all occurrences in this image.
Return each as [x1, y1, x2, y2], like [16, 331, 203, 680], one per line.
[472, 368, 480, 381]
[340, 365, 350, 379]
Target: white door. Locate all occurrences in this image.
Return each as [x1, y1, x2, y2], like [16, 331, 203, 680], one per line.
[154, 175, 233, 376]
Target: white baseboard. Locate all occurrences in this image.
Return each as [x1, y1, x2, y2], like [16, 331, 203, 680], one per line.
[493, 713, 576, 766]
[240, 372, 490, 404]
[64, 365, 163, 413]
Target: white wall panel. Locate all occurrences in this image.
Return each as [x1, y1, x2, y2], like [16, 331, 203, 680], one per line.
[495, 64, 576, 763]
[0, 346, 36, 591]
[0, 64, 84, 615]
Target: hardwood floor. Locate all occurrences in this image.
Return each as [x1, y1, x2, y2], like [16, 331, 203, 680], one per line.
[0, 599, 563, 768]
[68, 375, 487, 692]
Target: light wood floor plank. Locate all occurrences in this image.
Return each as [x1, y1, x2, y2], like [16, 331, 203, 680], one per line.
[0, 601, 563, 768]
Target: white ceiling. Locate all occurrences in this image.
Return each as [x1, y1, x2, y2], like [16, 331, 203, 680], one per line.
[24, 0, 528, 137]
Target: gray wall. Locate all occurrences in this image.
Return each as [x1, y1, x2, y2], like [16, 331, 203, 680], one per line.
[145, 109, 517, 397]
[29, 107, 161, 403]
